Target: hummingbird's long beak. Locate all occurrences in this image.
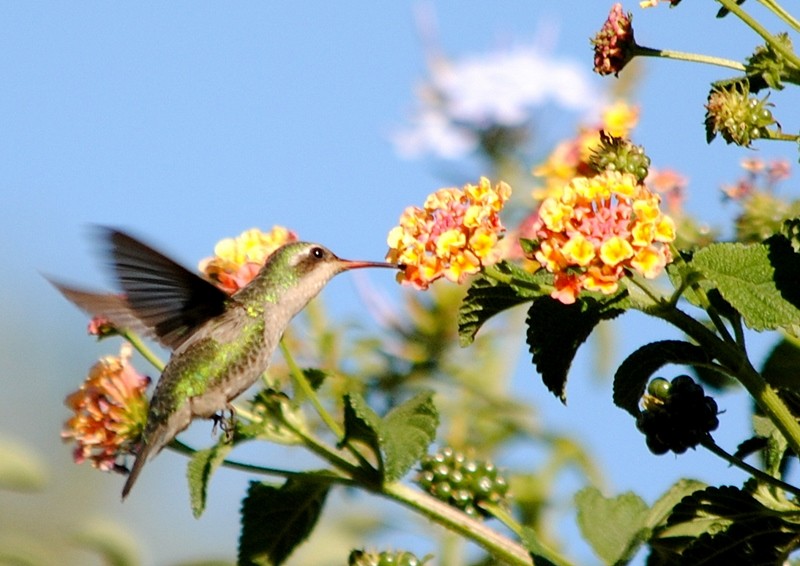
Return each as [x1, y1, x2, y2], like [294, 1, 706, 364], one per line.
[340, 259, 401, 270]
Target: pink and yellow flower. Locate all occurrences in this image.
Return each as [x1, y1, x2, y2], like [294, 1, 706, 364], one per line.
[528, 170, 675, 304]
[200, 226, 298, 293]
[62, 343, 150, 473]
[387, 177, 511, 289]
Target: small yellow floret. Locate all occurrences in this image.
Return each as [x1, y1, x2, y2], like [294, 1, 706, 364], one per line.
[599, 236, 634, 266]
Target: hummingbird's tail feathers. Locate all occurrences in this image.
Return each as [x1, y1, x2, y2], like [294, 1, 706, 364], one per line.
[45, 277, 160, 340]
[120, 423, 172, 499]
[121, 449, 147, 499]
[96, 227, 231, 350]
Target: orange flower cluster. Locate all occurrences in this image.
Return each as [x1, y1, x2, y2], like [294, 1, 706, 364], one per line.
[529, 170, 675, 304]
[62, 344, 150, 473]
[199, 226, 298, 293]
[387, 177, 511, 289]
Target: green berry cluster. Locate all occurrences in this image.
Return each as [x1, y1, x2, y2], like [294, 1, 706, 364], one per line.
[416, 447, 509, 518]
[588, 132, 650, 182]
[348, 550, 426, 566]
[704, 82, 776, 147]
[636, 376, 719, 455]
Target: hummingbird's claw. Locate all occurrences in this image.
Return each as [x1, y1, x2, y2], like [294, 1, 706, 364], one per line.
[211, 405, 237, 443]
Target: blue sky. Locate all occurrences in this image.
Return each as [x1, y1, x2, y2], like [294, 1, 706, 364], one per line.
[2, 2, 798, 564]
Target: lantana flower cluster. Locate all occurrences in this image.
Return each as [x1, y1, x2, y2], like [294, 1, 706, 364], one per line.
[200, 226, 298, 293]
[387, 177, 511, 289]
[62, 343, 150, 473]
[528, 170, 676, 304]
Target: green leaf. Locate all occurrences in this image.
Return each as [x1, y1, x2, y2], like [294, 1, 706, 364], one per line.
[341, 392, 382, 465]
[458, 261, 549, 346]
[652, 485, 800, 564]
[693, 239, 800, 332]
[780, 217, 800, 253]
[645, 479, 707, 531]
[519, 527, 560, 566]
[762, 338, 800, 390]
[302, 368, 329, 391]
[756, 414, 789, 478]
[527, 293, 628, 403]
[245, 390, 307, 444]
[342, 391, 439, 482]
[381, 391, 439, 482]
[745, 33, 796, 92]
[239, 476, 331, 566]
[690, 362, 736, 391]
[458, 276, 529, 346]
[187, 441, 234, 518]
[575, 487, 650, 565]
[613, 340, 711, 417]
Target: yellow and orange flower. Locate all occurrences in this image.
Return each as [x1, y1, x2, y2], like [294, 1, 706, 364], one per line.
[532, 101, 639, 200]
[200, 226, 298, 293]
[62, 343, 150, 473]
[528, 170, 675, 304]
[387, 177, 511, 289]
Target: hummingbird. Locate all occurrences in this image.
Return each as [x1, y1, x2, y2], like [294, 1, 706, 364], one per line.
[50, 227, 398, 498]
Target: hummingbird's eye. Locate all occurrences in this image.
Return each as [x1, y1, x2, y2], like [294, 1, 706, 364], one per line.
[310, 246, 325, 259]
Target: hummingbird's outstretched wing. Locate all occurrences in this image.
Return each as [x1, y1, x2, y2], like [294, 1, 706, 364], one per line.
[46, 280, 161, 341]
[97, 227, 231, 349]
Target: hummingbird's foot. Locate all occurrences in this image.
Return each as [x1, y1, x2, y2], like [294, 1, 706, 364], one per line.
[211, 405, 237, 442]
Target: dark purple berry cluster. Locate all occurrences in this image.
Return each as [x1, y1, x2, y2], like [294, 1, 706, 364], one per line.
[636, 376, 719, 455]
[416, 447, 509, 518]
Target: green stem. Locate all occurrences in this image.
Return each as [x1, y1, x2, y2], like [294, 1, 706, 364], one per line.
[279, 339, 343, 439]
[764, 129, 800, 142]
[278, 340, 377, 473]
[167, 438, 357, 486]
[121, 330, 165, 372]
[279, 415, 371, 481]
[382, 482, 533, 566]
[654, 306, 800, 457]
[701, 437, 800, 498]
[716, 0, 800, 70]
[480, 502, 572, 566]
[758, 0, 800, 33]
[482, 264, 515, 286]
[633, 45, 745, 71]
[626, 274, 665, 306]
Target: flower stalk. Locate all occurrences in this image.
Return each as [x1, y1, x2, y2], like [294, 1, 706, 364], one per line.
[700, 436, 800, 498]
[279, 339, 344, 439]
[716, 0, 800, 70]
[382, 482, 534, 566]
[757, 0, 800, 33]
[633, 45, 745, 72]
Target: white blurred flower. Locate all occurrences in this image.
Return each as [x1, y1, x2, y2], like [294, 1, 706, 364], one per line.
[393, 46, 598, 159]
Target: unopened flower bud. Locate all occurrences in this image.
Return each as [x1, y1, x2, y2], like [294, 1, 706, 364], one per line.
[592, 4, 636, 76]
